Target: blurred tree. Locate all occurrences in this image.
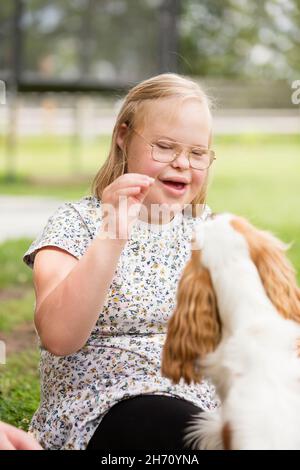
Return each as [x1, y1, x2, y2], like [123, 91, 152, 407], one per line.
[1, 0, 299, 83]
[21, 0, 163, 82]
[179, 0, 300, 79]
[0, 1, 15, 80]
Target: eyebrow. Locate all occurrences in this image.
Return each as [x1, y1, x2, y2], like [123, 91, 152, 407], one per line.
[154, 135, 207, 148]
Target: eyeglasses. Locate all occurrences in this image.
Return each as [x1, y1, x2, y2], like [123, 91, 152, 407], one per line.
[132, 129, 216, 171]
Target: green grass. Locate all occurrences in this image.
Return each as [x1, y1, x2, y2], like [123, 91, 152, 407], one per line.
[0, 237, 36, 333]
[0, 291, 35, 333]
[0, 237, 39, 428]
[0, 134, 109, 199]
[0, 175, 93, 200]
[0, 350, 40, 430]
[0, 134, 111, 178]
[207, 133, 300, 280]
[0, 238, 34, 289]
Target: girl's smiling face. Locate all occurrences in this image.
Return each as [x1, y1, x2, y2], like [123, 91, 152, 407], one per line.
[117, 97, 213, 222]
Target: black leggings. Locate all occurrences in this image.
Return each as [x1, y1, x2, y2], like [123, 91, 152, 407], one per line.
[86, 394, 202, 450]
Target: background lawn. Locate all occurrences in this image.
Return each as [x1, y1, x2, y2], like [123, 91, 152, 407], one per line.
[0, 132, 299, 429]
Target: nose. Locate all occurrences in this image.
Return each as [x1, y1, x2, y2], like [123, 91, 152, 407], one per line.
[171, 150, 190, 170]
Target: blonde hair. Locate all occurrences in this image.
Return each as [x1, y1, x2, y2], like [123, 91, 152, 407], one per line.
[91, 73, 213, 217]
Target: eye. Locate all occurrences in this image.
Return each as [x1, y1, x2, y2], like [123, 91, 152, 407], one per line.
[192, 149, 205, 156]
[157, 141, 173, 149]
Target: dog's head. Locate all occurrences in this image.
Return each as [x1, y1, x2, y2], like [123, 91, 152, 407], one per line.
[161, 213, 300, 384]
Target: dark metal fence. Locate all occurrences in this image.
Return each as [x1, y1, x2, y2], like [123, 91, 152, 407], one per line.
[1, 0, 181, 94]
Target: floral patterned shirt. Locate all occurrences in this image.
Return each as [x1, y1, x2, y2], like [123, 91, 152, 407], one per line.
[23, 195, 218, 450]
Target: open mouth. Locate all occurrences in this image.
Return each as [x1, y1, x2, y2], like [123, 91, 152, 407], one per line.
[161, 181, 187, 190]
[163, 181, 186, 189]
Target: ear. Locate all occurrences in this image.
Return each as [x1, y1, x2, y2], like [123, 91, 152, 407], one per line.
[161, 247, 221, 385]
[231, 217, 300, 323]
[116, 123, 129, 151]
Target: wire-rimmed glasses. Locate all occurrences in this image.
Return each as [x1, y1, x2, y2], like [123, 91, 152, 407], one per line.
[132, 129, 216, 170]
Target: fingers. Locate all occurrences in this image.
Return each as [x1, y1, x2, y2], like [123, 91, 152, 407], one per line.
[116, 176, 154, 194]
[118, 181, 153, 203]
[0, 422, 43, 450]
[120, 173, 155, 184]
[11, 431, 43, 450]
[134, 181, 154, 203]
[100, 173, 156, 238]
[118, 186, 142, 196]
[105, 174, 155, 204]
[0, 434, 15, 450]
[112, 174, 155, 192]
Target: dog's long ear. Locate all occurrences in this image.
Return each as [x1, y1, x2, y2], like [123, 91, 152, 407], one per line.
[232, 217, 300, 323]
[161, 246, 221, 385]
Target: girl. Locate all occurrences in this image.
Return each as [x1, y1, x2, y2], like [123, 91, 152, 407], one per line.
[23, 73, 218, 450]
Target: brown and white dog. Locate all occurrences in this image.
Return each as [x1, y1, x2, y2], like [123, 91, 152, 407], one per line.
[162, 213, 300, 450]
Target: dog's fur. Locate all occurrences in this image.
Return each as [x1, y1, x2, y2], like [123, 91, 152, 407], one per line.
[162, 213, 300, 450]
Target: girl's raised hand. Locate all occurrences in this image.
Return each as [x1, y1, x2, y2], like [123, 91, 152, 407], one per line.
[99, 173, 155, 240]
